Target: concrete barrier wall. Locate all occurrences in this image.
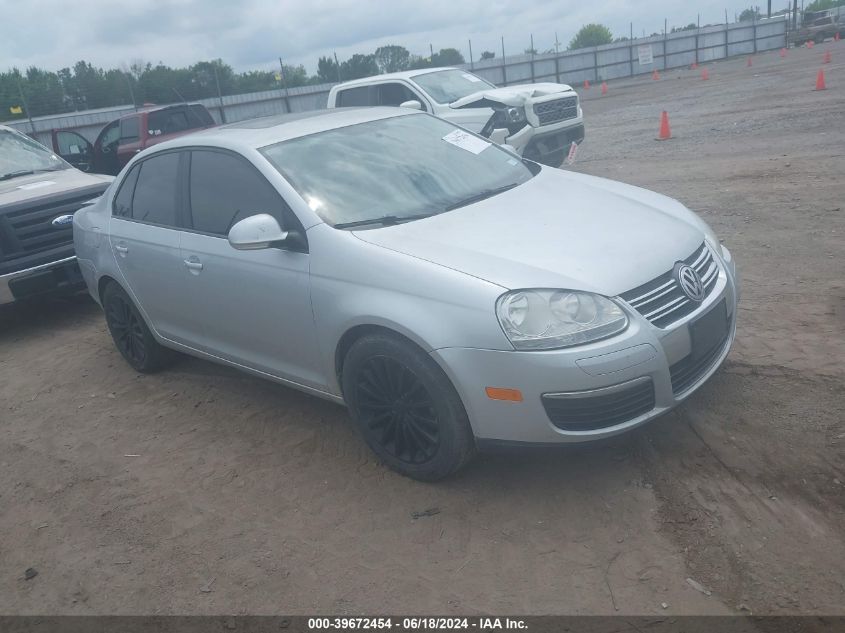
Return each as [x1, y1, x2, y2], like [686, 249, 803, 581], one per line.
[5, 16, 787, 143]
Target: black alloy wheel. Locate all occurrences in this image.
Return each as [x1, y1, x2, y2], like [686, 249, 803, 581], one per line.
[106, 293, 147, 366]
[355, 355, 440, 464]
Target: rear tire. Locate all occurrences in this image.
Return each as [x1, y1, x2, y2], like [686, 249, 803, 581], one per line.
[342, 333, 475, 481]
[102, 282, 175, 373]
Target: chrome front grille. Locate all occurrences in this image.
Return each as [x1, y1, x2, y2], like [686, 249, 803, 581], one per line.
[620, 243, 719, 328]
[533, 96, 578, 125]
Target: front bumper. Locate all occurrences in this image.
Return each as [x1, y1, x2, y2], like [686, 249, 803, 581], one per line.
[431, 252, 738, 445]
[0, 256, 84, 305]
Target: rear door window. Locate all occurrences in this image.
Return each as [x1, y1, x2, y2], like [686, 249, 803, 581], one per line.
[119, 117, 140, 142]
[112, 164, 140, 217]
[148, 110, 190, 136]
[336, 86, 374, 107]
[188, 105, 215, 127]
[188, 150, 303, 240]
[130, 152, 181, 226]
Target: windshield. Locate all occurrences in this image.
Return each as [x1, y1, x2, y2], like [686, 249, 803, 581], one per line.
[261, 113, 535, 229]
[0, 129, 68, 179]
[411, 69, 496, 104]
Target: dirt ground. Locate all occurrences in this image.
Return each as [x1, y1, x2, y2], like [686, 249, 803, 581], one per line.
[1, 44, 843, 616]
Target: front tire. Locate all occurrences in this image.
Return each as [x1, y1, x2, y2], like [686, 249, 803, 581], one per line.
[342, 333, 475, 481]
[102, 282, 175, 373]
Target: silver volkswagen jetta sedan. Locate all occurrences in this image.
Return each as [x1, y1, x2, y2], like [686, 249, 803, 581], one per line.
[74, 107, 738, 480]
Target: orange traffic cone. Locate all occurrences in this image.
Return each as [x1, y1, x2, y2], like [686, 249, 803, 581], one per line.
[691, 61, 698, 70]
[584, 79, 591, 90]
[656, 111, 672, 141]
[601, 81, 608, 95]
[652, 69, 660, 80]
[701, 68, 710, 80]
[815, 68, 827, 90]
[824, 51, 832, 63]
[780, 48, 787, 58]
[747, 56, 753, 67]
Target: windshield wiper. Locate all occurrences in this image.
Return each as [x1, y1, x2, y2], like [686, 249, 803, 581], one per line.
[444, 183, 521, 211]
[0, 167, 66, 181]
[0, 170, 35, 181]
[334, 212, 437, 229]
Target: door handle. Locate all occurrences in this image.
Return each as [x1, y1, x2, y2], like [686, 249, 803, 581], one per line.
[184, 257, 203, 272]
[114, 243, 129, 255]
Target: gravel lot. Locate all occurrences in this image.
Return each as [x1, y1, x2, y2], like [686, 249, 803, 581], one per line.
[1, 43, 843, 616]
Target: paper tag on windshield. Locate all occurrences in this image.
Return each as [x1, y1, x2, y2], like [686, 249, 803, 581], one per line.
[564, 141, 579, 166]
[442, 129, 490, 154]
[462, 73, 482, 82]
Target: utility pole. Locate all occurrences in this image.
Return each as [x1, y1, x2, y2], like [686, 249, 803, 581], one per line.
[278, 57, 291, 113]
[501, 36, 507, 85]
[554, 31, 561, 54]
[213, 63, 226, 123]
[122, 70, 137, 111]
[16, 80, 36, 135]
[468, 39, 474, 70]
[333, 51, 341, 82]
[429, 43, 434, 60]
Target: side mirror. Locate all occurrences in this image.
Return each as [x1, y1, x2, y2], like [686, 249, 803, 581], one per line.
[228, 214, 287, 250]
[501, 144, 520, 157]
[399, 99, 422, 110]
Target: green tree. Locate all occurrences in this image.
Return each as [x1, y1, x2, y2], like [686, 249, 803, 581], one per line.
[568, 24, 613, 50]
[316, 56, 339, 83]
[408, 55, 432, 70]
[739, 7, 761, 21]
[341, 54, 379, 80]
[191, 59, 236, 97]
[374, 45, 410, 73]
[432, 48, 465, 66]
[805, 0, 845, 9]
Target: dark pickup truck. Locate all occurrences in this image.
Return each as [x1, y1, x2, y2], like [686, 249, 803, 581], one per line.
[50, 103, 216, 176]
[1, 124, 111, 305]
[789, 9, 845, 46]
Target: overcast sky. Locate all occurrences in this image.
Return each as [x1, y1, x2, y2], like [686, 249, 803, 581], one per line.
[3, 0, 779, 74]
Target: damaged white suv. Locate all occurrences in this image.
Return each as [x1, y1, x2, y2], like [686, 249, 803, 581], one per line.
[327, 67, 584, 166]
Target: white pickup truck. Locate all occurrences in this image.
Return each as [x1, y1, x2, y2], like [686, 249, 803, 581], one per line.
[327, 67, 584, 167]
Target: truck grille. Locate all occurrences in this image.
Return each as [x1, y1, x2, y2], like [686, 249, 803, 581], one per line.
[533, 96, 579, 125]
[542, 378, 655, 432]
[620, 243, 719, 329]
[0, 185, 106, 272]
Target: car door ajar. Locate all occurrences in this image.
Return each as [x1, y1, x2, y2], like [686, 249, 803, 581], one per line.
[109, 151, 194, 345]
[179, 149, 324, 389]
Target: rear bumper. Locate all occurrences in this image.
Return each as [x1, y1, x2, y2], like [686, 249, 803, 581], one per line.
[0, 256, 84, 305]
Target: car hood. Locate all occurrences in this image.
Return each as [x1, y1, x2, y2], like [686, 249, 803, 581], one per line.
[352, 168, 712, 297]
[449, 82, 575, 108]
[0, 168, 112, 204]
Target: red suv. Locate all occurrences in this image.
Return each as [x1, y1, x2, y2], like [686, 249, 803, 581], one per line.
[51, 103, 216, 175]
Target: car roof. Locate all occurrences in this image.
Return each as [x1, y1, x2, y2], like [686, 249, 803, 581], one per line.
[118, 103, 207, 120]
[147, 107, 419, 152]
[332, 67, 462, 88]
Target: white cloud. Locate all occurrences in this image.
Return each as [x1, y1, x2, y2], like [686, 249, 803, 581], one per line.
[1, 0, 773, 74]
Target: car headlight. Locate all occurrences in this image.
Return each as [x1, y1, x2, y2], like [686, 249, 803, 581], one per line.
[504, 106, 526, 124]
[496, 289, 628, 350]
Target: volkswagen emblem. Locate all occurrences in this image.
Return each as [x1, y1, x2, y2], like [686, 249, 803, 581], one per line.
[675, 264, 705, 302]
[51, 214, 74, 228]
